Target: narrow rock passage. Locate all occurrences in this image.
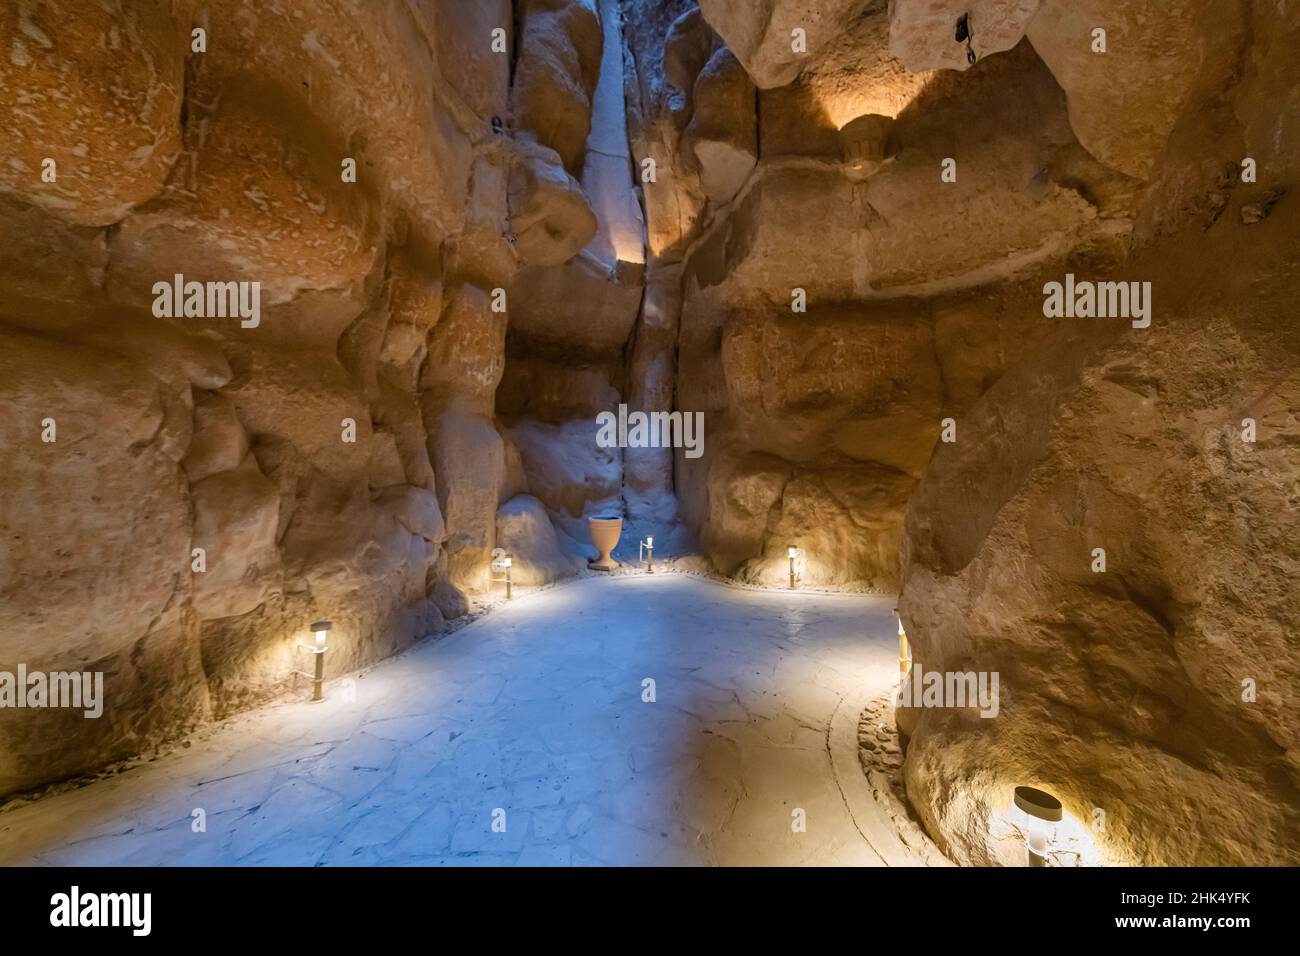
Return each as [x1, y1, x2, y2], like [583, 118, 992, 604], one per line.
[0, 576, 928, 866]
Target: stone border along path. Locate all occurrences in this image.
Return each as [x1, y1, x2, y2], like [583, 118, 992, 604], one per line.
[0, 573, 942, 866]
[857, 692, 951, 866]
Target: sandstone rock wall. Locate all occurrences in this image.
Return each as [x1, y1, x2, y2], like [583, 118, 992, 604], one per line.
[895, 0, 1300, 865]
[498, 0, 649, 567]
[620, 0, 704, 543]
[0, 0, 567, 796]
[2, 0, 1297, 867]
[659, 0, 1299, 863]
[672, 18, 1137, 589]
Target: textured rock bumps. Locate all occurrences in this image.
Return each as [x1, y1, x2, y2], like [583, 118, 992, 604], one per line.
[0, 0, 1296, 871]
[0, 0, 520, 794]
[698, 0, 877, 89]
[886, 0, 1300, 864]
[0, 0, 633, 795]
[508, 140, 599, 267]
[513, 0, 605, 175]
[0, 1, 189, 226]
[683, 46, 758, 204]
[680, 0, 1299, 865]
[889, 0, 1043, 72]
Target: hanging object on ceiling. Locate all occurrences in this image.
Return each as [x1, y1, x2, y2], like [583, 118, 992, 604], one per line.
[955, 12, 977, 65]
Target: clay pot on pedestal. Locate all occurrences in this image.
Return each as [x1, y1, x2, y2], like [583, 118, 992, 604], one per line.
[587, 515, 623, 571]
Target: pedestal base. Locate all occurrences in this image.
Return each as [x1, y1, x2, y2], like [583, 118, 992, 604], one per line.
[587, 515, 624, 575]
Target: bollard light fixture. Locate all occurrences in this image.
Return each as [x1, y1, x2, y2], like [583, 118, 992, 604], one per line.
[304, 620, 331, 702]
[1013, 785, 1063, 867]
[640, 535, 655, 573]
[838, 114, 893, 181]
[787, 546, 800, 589]
[491, 548, 513, 599]
[893, 607, 912, 679]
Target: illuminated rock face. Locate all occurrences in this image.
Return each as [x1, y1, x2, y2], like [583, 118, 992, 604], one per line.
[900, 303, 1300, 866]
[0, 0, 637, 796]
[0, 2, 190, 227]
[631, 0, 1300, 865]
[1024, 0, 1210, 181]
[888, 0, 1044, 73]
[669, 38, 1136, 592]
[889, 3, 1300, 865]
[697, 0, 878, 89]
[0, 0, 520, 795]
[0, 0, 1297, 869]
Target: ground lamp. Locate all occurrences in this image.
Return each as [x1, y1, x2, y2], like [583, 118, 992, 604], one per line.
[299, 620, 331, 702]
[640, 535, 655, 573]
[893, 608, 912, 679]
[787, 546, 800, 589]
[491, 548, 513, 599]
[839, 114, 893, 182]
[1013, 786, 1063, 867]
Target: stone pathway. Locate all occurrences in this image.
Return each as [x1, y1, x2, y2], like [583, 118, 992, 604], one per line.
[0, 574, 937, 866]
[857, 693, 951, 866]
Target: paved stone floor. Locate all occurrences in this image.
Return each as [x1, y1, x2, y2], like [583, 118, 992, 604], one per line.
[0, 574, 933, 866]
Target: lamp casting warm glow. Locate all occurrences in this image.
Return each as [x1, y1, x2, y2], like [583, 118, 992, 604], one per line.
[1014, 786, 1063, 867]
[491, 549, 513, 599]
[787, 547, 800, 589]
[893, 607, 911, 679]
[838, 114, 893, 182]
[306, 620, 331, 702]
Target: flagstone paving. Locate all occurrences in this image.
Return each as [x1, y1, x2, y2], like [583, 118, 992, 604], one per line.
[0, 574, 935, 866]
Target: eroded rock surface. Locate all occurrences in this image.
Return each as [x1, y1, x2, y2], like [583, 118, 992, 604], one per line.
[633, 0, 1299, 866]
[893, 1, 1300, 865]
[513, 0, 605, 174]
[901, 299, 1300, 865]
[685, 47, 758, 204]
[0, 0, 522, 794]
[1026, 0, 1212, 180]
[1, 0, 1297, 870]
[890, 0, 1042, 73]
[698, 0, 876, 89]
